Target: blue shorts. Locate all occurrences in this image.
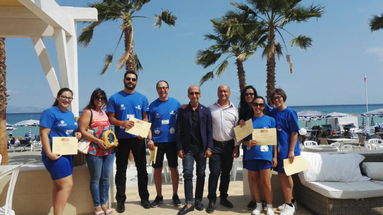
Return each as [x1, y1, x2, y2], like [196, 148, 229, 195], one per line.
[243, 159, 271, 172]
[42, 154, 74, 180]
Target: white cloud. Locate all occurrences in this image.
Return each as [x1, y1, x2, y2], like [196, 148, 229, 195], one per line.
[367, 47, 383, 62]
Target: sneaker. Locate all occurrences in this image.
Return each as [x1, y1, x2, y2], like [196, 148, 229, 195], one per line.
[141, 199, 151, 209]
[116, 201, 125, 213]
[277, 203, 286, 210]
[280, 204, 295, 215]
[172, 194, 181, 206]
[151, 195, 163, 207]
[251, 203, 263, 215]
[266, 207, 275, 215]
[247, 200, 256, 210]
[292, 199, 298, 210]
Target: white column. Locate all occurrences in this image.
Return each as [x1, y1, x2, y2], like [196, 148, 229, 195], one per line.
[66, 20, 79, 116]
[31, 37, 60, 98]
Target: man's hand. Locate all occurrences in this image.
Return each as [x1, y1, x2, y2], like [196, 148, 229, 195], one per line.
[47, 152, 61, 161]
[147, 139, 155, 150]
[272, 157, 278, 168]
[204, 148, 212, 158]
[232, 146, 240, 158]
[178, 149, 185, 159]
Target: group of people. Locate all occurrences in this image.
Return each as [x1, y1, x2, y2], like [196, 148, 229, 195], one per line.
[39, 70, 300, 215]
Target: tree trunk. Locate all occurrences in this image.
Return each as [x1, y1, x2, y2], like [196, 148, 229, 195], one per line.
[266, 26, 276, 105]
[235, 58, 246, 92]
[123, 22, 136, 72]
[0, 38, 8, 165]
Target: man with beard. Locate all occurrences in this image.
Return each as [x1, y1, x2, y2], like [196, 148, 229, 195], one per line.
[108, 71, 154, 213]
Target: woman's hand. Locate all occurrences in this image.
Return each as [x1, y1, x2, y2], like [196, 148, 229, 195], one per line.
[288, 151, 295, 163]
[74, 132, 82, 140]
[239, 120, 245, 128]
[47, 152, 61, 161]
[97, 139, 107, 149]
[272, 157, 278, 168]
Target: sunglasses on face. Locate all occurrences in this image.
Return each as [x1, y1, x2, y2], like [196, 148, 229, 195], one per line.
[245, 93, 255, 97]
[125, 77, 137, 82]
[95, 96, 106, 100]
[157, 86, 168, 90]
[189, 92, 200, 95]
[252, 103, 265, 107]
[273, 95, 283, 100]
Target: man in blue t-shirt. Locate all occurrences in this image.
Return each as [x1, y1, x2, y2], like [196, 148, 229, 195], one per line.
[107, 71, 154, 212]
[148, 80, 181, 207]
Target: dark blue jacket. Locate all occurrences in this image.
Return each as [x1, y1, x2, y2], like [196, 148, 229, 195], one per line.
[176, 104, 213, 152]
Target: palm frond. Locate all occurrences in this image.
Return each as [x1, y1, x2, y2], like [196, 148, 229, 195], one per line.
[154, 10, 177, 27]
[199, 71, 214, 86]
[215, 60, 229, 76]
[370, 14, 383, 31]
[288, 5, 324, 22]
[78, 22, 99, 47]
[101, 55, 113, 75]
[196, 50, 221, 68]
[286, 54, 293, 74]
[275, 43, 282, 58]
[135, 53, 143, 71]
[291, 35, 312, 49]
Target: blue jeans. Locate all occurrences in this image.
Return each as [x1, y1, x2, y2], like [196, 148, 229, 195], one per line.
[183, 150, 206, 204]
[86, 153, 115, 206]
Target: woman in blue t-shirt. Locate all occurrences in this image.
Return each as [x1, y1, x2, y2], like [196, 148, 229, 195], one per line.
[39, 88, 81, 215]
[270, 88, 300, 215]
[243, 97, 276, 215]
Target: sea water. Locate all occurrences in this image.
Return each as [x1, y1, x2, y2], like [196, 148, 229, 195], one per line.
[6, 104, 383, 138]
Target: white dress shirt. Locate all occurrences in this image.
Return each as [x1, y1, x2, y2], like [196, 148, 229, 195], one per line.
[209, 101, 238, 143]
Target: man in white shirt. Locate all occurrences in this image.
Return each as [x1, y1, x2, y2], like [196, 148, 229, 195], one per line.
[206, 85, 239, 213]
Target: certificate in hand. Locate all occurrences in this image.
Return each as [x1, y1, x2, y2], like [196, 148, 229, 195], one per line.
[52, 137, 78, 155]
[252, 128, 277, 145]
[125, 118, 152, 138]
[234, 119, 253, 142]
[283, 156, 309, 176]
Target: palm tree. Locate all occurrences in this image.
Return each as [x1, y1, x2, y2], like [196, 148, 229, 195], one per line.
[196, 11, 265, 91]
[370, 13, 383, 31]
[232, 0, 323, 104]
[0, 38, 9, 164]
[79, 0, 177, 73]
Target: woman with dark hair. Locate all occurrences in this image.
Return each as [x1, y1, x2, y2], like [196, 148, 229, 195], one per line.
[78, 88, 115, 215]
[39, 87, 82, 215]
[269, 88, 300, 215]
[243, 96, 276, 215]
[237, 85, 258, 210]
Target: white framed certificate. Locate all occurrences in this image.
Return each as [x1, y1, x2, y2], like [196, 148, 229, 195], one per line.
[52, 137, 78, 155]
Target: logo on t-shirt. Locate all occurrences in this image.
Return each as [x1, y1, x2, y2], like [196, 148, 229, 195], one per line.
[58, 120, 67, 127]
[120, 104, 126, 110]
[155, 113, 161, 119]
[170, 110, 176, 115]
[135, 105, 141, 110]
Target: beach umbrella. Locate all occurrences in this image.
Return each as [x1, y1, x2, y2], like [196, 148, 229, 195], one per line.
[363, 108, 383, 117]
[14, 119, 39, 126]
[297, 110, 325, 120]
[325, 112, 351, 118]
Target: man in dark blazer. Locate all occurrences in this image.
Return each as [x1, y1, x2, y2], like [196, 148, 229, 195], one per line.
[176, 85, 213, 215]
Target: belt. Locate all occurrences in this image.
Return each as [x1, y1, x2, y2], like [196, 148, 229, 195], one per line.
[213, 139, 234, 145]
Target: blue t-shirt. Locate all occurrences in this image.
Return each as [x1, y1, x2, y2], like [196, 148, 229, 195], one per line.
[39, 106, 78, 146]
[243, 115, 275, 162]
[107, 91, 149, 138]
[149, 97, 181, 143]
[270, 107, 301, 159]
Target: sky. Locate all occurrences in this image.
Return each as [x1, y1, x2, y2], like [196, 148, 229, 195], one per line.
[4, 0, 383, 113]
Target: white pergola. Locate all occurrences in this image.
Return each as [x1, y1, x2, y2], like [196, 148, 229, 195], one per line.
[0, 0, 97, 116]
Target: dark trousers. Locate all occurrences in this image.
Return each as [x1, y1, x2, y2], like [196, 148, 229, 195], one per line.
[207, 140, 234, 201]
[115, 138, 149, 203]
[183, 149, 206, 204]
